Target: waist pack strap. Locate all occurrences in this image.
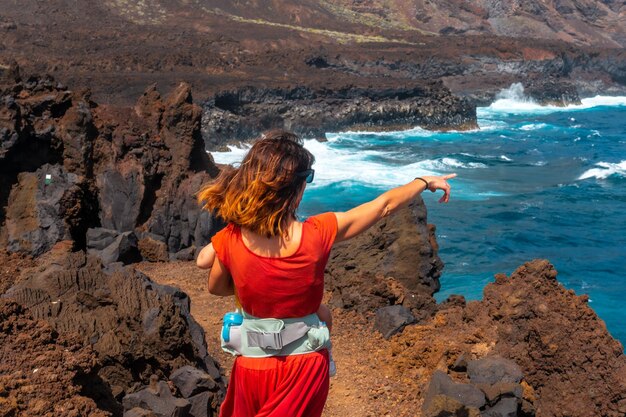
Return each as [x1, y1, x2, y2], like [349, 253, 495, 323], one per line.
[221, 311, 330, 357]
[247, 322, 311, 350]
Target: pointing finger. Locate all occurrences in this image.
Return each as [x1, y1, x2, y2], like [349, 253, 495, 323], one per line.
[443, 173, 457, 180]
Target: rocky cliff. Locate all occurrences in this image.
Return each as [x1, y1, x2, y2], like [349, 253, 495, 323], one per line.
[0, 64, 220, 260]
[0, 67, 227, 416]
[202, 83, 476, 149]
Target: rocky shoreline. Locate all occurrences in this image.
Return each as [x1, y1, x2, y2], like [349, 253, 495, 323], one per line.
[201, 82, 477, 150]
[1, 68, 626, 417]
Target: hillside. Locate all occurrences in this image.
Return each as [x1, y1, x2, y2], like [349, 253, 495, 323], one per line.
[1, 0, 625, 104]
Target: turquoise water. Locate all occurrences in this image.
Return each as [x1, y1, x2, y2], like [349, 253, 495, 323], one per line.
[211, 88, 626, 345]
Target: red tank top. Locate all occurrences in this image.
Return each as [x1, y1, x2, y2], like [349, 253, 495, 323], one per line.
[211, 212, 338, 318]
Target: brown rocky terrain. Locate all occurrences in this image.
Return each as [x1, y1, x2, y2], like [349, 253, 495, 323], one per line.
[1, 69, 626, 416]
[1, 0, 625, 145]
[1, 0, 624, 101]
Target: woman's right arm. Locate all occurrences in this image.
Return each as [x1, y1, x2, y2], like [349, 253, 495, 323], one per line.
[334, 174, 456, 242]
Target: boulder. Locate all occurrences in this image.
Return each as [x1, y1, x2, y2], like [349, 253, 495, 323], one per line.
[170, 366, 217, 399]
[423, 371, 486, 411]
[88, 229, 141, 265]
[4, 164, 96, 255]
[374, 305, 416, 339]
[476, 382, 523, 405]
[87, 228, 119, 251]
[122, 380, 190, 417]
[482, 397, 519, 417]
[187, 391, 213, 417]
[467, 356, 523, 385]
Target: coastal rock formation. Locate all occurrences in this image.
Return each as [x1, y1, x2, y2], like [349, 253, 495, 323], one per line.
[201, 83, 477, 148]
[0, 65, 220, 261]
[2, 243, 224, 416]
[327, 198, 442, 324]
[382, 260, 626, 417]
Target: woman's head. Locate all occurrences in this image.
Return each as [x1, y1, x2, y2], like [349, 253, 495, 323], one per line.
[198, 130, 315, 237]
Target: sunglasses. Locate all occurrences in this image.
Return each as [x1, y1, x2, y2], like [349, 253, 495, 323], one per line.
[295, 169, 315, 184]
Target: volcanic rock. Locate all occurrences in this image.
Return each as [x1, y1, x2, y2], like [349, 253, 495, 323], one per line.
[2, 244, 224, 415]
[374, 305, 417, 340]
[524, 79, 581, 106]
[122, 380, 191, 417]
[202, 83, 477, 148]
[170, 366, 217, 399]
[387, 259, 626, 417]
[0, 300, 108, 417]
[422, 371, 485, 415]
[467, 356, 523, 385]
[327, 198, 442, 322]
[0, 70, 221, 261]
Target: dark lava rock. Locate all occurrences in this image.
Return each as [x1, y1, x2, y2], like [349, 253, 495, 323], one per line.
[327, 198, 442, 320]
[122, 379, 190, 417]
[88, 228, 141, 265]
[4, 164, 96, 256]
[1, 71, 220, 260]
[524, 79, 581, 106]
[170, 366, 217, 399]
[467, 356, 523, 385]
[422, 371, 485, 416]
[202, 83, 477, 149]
[476, 382, 523, 405]
[87, 228, 120, 251]
[374, 305, 416, 339]
[2, 245, 224, 415]
[482, 397, 519, 417]
[187, 391, 213, 417]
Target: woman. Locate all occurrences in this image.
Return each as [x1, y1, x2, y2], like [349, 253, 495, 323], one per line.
[196, 130, 455, 417]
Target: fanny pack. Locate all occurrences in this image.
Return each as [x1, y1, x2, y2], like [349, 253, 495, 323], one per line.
[220, 310, 331, 357]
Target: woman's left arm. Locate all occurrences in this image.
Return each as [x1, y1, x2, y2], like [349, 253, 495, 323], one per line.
[196, 243, 216, 269]
[197, 243, 235, 296]
[208, 257, 234, 296]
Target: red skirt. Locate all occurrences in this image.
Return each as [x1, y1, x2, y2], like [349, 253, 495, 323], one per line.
[219, 350, 330, 417]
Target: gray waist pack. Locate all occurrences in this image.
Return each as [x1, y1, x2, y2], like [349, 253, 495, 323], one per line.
[221, 311, 331, 357]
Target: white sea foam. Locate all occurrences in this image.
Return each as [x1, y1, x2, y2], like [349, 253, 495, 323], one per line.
[500, 155, 512, 161]
[519, 123, 548, 131]
[417, 158, 488, 170]
[209, 139, 442, 188]
[578, 161, 626, 180]
[479, 83, 626, 115]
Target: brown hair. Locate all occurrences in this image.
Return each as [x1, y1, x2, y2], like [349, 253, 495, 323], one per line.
[198, 130, 315, 237]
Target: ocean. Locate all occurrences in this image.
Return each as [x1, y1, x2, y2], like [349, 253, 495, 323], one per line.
[211, 84, 626, 346]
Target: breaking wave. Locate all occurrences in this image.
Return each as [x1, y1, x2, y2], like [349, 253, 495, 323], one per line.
[578, 161, 626, 180]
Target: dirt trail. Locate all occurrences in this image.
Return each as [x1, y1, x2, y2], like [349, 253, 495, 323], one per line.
[136, 261, 424, 417]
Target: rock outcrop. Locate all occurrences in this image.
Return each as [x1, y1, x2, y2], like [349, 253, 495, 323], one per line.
[0, 65, 220, 262]
[327, 198, 443, 325]
[381, 260, 626, 417]
[2, 243, 224, 416]
[201, 83, 477, 149]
